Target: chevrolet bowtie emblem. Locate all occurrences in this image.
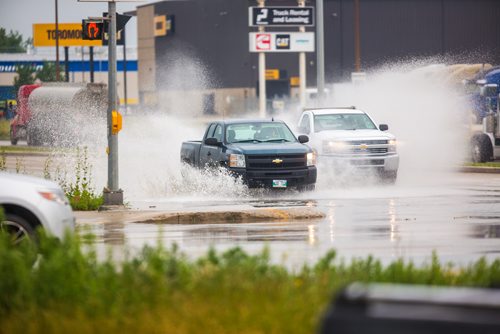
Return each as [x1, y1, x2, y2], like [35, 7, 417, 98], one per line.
[359, 144, 368, 150]
[272, 158, 283, 164]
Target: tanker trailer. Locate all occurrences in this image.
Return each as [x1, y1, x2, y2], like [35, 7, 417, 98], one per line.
[27, 83, 108, 146]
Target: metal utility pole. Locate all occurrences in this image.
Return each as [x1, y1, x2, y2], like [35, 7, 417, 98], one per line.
[105, 0, 123, 205]
[89, 46, 94, 83]
[316, 0, 325, 101]
[258, 0, 266, 118]
[354, 0, 361, 72]
[55, 0, 60, 81]
[298, 0, 306, 109]
[123, 26, 128, 113]
[64, 47, 69, 82]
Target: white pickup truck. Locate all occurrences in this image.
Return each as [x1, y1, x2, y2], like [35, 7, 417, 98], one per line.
[297, 107, 399, 183]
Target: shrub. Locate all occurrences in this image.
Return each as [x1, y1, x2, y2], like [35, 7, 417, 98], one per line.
[60, 147, 103, 211]
[0, 233, 499, 333]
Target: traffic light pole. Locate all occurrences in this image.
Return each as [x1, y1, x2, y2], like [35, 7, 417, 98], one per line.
[103, 0, 123, 206]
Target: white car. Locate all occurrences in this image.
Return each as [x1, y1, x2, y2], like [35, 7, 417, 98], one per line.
[298, 107, 399, 182]
[0, 172, 74, 243]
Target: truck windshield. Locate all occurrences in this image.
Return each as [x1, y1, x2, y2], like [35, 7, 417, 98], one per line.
[226, 122, 296, 143]
[314, 113, 377, 131]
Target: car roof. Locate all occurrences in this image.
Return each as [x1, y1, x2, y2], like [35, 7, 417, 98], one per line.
[220, 119, 285, 125]
[304, 108, 366, 116]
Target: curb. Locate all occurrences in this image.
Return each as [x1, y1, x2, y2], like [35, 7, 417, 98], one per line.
[75, 207, 326, 225]
[459, 166, 500, 174]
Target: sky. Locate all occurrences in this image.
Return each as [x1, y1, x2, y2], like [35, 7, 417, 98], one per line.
[0, 0, 157, 47]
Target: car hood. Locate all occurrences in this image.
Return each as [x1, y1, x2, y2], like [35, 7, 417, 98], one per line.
[311, 129, 395, 141]
[0, 172, 60, 190]
[228, 142, 311, 155]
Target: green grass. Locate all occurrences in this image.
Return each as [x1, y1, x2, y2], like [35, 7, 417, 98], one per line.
[57, 147, 103, 210]
[0, 120, 9, 140]
[0, 232, 499, 334]
[465, 161, 500, 168]
[0, 145, 69, 154]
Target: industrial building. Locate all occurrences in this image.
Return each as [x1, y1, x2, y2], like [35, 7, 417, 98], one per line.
[132, 0, 500, 115]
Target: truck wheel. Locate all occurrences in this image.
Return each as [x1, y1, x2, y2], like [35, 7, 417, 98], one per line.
[381, 171, 398, 185]
[298, 184, 316, 192]
[471, 135, 493, 163]
[9, 127, 18, 146]
[27, 127, 39, 146]
[180, 161, 193, 179]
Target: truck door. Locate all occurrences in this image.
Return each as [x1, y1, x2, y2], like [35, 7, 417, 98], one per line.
[200, 123, 223, 167]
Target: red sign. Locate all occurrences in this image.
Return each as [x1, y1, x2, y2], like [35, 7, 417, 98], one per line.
[256, 33, 271, 51]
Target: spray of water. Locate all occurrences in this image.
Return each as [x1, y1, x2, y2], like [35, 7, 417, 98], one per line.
[48, 57, 472, 201]
[270, 58, 471, 191]
[325, 60, 469, 186]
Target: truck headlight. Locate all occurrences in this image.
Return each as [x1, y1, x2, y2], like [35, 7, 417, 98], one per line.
[323, 140, 347, 154]
[229, 154, 246, 168]
[306, 152, 316, 166]
[388, 139, 397, 153]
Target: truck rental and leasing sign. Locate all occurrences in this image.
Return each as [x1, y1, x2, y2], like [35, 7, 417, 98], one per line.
[33, 23, 102, 47]
[249, 32, 315, 53]
[249, 7, 314, 27]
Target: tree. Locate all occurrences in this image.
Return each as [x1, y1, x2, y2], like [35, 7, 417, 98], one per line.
[36, 61, 64, 82]
[13, 65, 35, 95]
[0, 28, 27, 53]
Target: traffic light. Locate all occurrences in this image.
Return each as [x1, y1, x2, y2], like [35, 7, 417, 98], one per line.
[102, 13, 131, 32]
[82, 20, 103, 40]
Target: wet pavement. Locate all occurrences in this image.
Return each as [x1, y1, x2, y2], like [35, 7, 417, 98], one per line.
[77, 172, 500, 268]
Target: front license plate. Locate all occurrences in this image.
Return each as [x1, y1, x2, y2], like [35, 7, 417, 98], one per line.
[272, 180, 287, 188]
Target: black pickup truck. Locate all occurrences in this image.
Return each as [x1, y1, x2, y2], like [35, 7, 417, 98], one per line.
[181, 119, 317, 190]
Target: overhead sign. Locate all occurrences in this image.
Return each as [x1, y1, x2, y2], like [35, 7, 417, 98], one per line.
[249, 32, 315, 53]
[249, 7, 314, 27]
[33, 23, 102, 47]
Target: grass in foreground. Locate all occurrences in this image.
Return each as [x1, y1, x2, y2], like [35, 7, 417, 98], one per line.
[0, 232, 499, 334]
[465, 161, 500, 168]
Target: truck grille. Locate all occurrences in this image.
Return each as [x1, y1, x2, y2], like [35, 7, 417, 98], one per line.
[246, 154, 307, 169]
[323, 140, 390, 156]
[348, 147, 388, 154]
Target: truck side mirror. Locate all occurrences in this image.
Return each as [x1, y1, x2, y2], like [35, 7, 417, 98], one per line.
[480, 84, 498, 97]
[298, 135, 309, 143]
[379, 124, 389, 131]
[204, 137, 221, 146]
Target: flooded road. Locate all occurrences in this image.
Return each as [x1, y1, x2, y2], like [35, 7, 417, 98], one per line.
[79, 172, 500, 268]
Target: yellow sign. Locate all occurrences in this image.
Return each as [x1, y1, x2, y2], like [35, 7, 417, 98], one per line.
[112, 111, 123, 135]
[33, 23, 102, 47]
[154, 15, 174, 37]
[290, 76, 300, 87]
[265, 69, 280, 80]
